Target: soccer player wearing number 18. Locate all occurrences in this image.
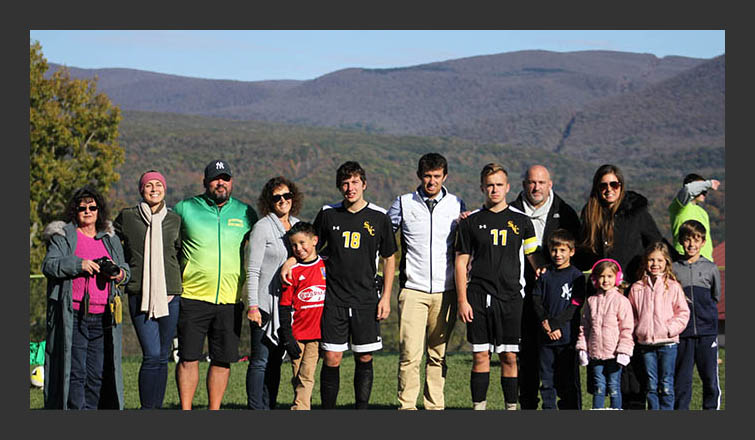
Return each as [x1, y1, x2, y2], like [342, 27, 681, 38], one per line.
[455, 163, 540, 410]
[313, 161, 398, 409]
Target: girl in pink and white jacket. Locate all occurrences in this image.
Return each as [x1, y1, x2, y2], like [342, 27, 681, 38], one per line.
[628, 241, 689, 410]
[576, 258, 634, 409]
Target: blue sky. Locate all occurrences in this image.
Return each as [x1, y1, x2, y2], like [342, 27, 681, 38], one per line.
[29, 30, 725, 82]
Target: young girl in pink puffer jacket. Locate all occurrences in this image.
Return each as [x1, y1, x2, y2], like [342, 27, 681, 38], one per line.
[628, 242, 689, 410]
[576, 259, 634, 409]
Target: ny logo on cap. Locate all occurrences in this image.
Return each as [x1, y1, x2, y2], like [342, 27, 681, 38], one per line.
[216, 161, 225, 170]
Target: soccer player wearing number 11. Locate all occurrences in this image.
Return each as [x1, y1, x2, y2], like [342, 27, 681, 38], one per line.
[455, 163, 540, 410]
[312, 161, 398, 409]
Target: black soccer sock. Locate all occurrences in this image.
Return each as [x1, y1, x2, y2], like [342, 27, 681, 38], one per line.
[320, 364, 340, 409]
[354, 359, 374, 409]
[502, 376, 518, 405]
[471, 371, 490, 403]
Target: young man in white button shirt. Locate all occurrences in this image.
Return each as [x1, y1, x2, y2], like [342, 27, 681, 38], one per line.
[388, 153, 465, 410]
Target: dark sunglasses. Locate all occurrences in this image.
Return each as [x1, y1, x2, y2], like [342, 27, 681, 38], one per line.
[700, 190, 708, 197]
[599, 181, 621, 191]
[77, 205, 99, 212]
[272, 192, 294, 203]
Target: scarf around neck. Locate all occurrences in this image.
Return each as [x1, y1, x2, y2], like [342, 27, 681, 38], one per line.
[138, 201, 169, 319]
[523, 188, 554, 246]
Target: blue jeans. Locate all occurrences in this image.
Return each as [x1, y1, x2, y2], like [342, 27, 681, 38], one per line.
[128, 294, 180, 409]
[246, 310, 284, 409]
[68, 312, 105, 410]
[590, 359, 622, 409]
[638, 343, 677, 410]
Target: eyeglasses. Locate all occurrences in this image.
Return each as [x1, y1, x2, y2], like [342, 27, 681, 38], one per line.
[598, 181, 621, 191]
[700, 190, 708, 197]
[77, 205, 99, 213]
[272, 193, 294, 203]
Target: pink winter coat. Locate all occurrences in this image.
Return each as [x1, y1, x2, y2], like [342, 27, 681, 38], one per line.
[628, 275, 690, 345]
[576, 287, 634, 360]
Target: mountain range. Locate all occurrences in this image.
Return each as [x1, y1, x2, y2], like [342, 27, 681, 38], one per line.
[47, 49, 725, 242]
[50, 50, 724, 159]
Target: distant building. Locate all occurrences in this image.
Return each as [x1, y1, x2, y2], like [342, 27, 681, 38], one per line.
[713, 242, 725, 347]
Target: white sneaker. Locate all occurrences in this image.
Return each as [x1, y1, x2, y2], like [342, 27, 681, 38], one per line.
[473, 400, 487, 410]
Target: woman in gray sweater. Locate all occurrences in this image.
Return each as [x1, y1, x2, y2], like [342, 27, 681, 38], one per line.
[245, 176, 302, 409]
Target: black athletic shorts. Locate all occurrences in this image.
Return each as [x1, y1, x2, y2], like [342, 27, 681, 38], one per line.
[320, 302, 382, 353]
[177, 297, 243, 364]
[465, 286, 523, 353]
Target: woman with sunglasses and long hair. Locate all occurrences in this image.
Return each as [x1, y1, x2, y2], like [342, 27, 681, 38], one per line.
[245, 176, 303, 409]
[114, 170, 182, 409]
[41, 185, 129, 409]
[576, 164, 665, 410]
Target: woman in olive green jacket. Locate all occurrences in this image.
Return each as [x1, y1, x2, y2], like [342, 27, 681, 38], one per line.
[114, 170, 182, 409]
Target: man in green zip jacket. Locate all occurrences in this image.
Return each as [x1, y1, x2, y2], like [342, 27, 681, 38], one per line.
[174, 159, 258, 410]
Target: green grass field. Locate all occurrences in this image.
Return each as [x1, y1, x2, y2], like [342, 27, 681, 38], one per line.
[29, 348, 724, 410]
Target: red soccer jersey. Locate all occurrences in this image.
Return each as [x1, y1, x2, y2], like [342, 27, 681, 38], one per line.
[280, 256, 326, 341]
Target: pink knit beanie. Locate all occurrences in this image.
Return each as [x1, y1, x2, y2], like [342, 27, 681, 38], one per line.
[139, 171, 167, 193]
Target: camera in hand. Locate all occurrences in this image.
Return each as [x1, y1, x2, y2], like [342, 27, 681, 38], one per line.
[94, 257, 120, 278]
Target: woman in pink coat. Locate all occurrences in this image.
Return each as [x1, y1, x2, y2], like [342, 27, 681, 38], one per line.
[628, 241, 689, 410]
[576, 259, 634, 409]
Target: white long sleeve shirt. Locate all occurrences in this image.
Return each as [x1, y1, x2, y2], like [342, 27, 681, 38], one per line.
[387, 187, 465, 293]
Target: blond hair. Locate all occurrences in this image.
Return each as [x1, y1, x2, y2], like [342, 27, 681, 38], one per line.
[480, 163, 508, 185]
[638, 241, 678, 290]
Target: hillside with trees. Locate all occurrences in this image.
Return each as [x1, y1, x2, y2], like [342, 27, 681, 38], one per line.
[50, 50, 720, 156]
[114, 110, 724, 246]
[558, 55, 725, 161]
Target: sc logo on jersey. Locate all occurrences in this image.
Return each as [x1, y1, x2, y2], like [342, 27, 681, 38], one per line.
[507, 220, 519, 235]
[363, 221, 375, 236]
[298, 285, 326, 303]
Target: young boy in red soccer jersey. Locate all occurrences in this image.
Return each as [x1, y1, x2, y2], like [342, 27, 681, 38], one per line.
[278, 222, 327, 410]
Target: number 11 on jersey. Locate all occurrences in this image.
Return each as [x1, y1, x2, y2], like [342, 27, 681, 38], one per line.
[490, 229, 507, 246]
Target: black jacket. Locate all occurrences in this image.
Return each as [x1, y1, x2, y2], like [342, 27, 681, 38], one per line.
[575, 191, 663, 284]
[510, 190, 581, 293]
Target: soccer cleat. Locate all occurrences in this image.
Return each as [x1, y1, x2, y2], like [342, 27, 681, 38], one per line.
[473, 400, 487, 410]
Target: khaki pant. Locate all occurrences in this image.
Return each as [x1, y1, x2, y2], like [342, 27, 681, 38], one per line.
[290, 340, 320, 410]
[397, 288, 457, 410]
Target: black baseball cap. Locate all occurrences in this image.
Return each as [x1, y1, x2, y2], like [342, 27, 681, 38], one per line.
[204, 159, 232, 181]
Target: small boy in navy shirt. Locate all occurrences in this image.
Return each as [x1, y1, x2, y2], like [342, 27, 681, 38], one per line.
[531, 228, 585, 409]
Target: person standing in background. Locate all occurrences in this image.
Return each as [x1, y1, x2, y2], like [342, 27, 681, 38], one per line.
[669, 173, 720, 261]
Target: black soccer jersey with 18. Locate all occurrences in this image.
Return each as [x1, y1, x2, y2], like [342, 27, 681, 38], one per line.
[313, 202, 398, 308]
